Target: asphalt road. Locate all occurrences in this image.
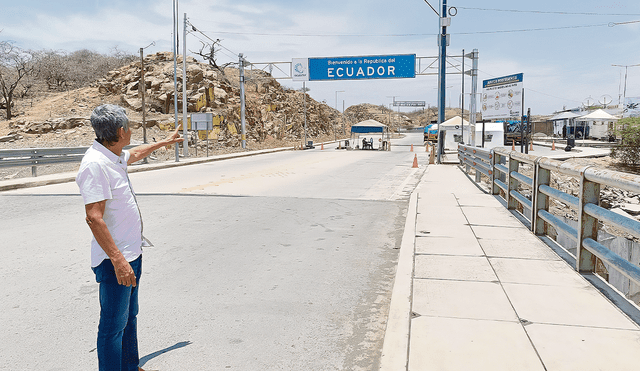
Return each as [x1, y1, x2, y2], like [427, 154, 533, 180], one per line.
[0, 133, 428, 370]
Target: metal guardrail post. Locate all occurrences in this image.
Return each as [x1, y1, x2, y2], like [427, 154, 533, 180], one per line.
[489, 149, 496, 194]
[507, 152, 519, 210]
[31, 150, 37, 177]
[533, 158, 550, 235]
[474, 149, 482, 183]
[492, 151, 504, 196]
[577, 166, 598, 273]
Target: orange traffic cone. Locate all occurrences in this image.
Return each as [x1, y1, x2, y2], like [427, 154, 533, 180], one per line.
[552, 141, 556, 150]
[530, 141, 534, 151]
[412, 154, 419, 168]
[511, 141, 515, 151]
[410, 144, 414, 152]
[321, 143, 324, 150]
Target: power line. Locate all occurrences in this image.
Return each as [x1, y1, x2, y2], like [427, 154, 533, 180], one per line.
[457, 6, 640, 16]
[188, 21, 240, 58]
[191, 20, 637, 38]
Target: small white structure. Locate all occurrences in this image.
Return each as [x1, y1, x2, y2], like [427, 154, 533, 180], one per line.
[475, 122, 505, 149]
[440, 116, 470, 150]
[576, 109, 619, 140]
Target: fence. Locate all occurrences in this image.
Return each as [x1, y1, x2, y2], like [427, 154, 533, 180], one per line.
[0, 145, 135, 177]
[458, 144, 640, 289]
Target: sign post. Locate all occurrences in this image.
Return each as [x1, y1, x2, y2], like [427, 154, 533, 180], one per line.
[481, 73, 525, 151]
[191, 113, 213, 157]
[481, 73, 524, 120]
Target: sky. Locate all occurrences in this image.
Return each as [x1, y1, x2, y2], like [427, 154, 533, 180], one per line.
[2, 0, 640, 116]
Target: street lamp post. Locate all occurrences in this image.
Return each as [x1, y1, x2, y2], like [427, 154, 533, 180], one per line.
[335, 90, 344, 142]
[437, 0, 449, 164]
[139, 41, 155, 164]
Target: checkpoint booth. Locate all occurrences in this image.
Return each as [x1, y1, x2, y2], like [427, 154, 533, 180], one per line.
[475, 122, 505, 149]
[349, 119, 391, 150]
[440, 116, 471, 151]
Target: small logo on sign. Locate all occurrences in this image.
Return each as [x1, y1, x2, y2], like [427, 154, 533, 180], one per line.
[294, 63, 305, 74]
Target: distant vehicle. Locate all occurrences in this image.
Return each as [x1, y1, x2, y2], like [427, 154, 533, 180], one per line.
[565, 123, 589, 139]
[423, 123, 438, 142]
[496, 120, 523, 144]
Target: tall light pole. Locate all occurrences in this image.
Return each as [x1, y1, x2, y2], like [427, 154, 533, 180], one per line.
[437, 0, 450, 164]
[239, 53, 247, 149]
[172, 0, 179, 161]
[612, 64, 640, 107]
[139, 41, 155, 164]
[335, 90, 344, 141]
[182, 12, 188, 157]
[423, 0, 449, 163]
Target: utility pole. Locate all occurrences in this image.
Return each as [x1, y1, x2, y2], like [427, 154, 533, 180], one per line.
[461, 48, 464, 145]
[468, 49, 479, 146]
[612, 64, 640, 107]
[335, 90, 344, 142]
[172, 0, 179, 161]
[182, 12, 188, 157]
[140, 48, 147, 145]
[139, 43, 154, 164]
[437, 0, 449, 164]
[303, 81, 307, 147]
[239, 53, 246, 149]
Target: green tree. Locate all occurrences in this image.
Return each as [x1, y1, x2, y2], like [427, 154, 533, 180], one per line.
[611, 117, 640, 167]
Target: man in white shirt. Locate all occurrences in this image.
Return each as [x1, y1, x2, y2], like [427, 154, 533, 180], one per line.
[76, 104, 183, 371]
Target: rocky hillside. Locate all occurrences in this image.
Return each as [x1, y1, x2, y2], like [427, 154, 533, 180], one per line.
[0, 51, 346, 149]
[343, 103, 472, 130]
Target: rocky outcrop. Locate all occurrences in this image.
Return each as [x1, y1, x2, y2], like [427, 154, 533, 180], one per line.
[344, 103, 412, 131]
[94, 52, 342, 144]
[9, 117, 88, 134]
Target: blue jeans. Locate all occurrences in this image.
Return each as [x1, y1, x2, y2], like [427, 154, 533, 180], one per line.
[92, 256, 142, 371]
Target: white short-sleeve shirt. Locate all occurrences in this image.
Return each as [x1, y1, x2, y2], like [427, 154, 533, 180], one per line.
[76, 140, 143, 267]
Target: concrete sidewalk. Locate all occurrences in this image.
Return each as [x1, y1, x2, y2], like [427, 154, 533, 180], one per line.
[380, 164, 640, 371]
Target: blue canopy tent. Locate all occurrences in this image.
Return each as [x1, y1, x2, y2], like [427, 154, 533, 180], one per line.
[349, 119, 391, 150]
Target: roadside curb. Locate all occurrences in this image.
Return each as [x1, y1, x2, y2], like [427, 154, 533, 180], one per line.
[0, 146, 295, 192]
[378, 190, 418, 370]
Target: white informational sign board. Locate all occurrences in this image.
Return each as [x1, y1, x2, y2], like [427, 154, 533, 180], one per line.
[481, 73, 523, 120]
[291, 58, 309, 81]
[624, 97, 640, 118]
[191, 113, 213, 131]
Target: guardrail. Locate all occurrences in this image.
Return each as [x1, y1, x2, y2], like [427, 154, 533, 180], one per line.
[458, 144, 640, 287]
[0, 145, 135, 177]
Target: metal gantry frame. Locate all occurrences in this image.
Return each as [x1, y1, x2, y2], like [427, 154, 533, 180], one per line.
[242, 55, 470, 80]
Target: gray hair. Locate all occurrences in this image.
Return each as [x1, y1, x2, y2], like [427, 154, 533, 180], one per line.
[90, 104, 129, 146]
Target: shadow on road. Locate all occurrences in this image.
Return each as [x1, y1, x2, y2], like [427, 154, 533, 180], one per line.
[140, 341, 192, 367]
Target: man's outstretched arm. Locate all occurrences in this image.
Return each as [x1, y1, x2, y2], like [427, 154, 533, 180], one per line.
[128, 125, 184, 165]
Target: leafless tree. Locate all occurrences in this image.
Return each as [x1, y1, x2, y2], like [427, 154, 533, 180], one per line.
[0, 41, 35, 119]
[33, 49, 70, 90]
[29, 47, 137, 94]
[193, 40, 232, 84]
